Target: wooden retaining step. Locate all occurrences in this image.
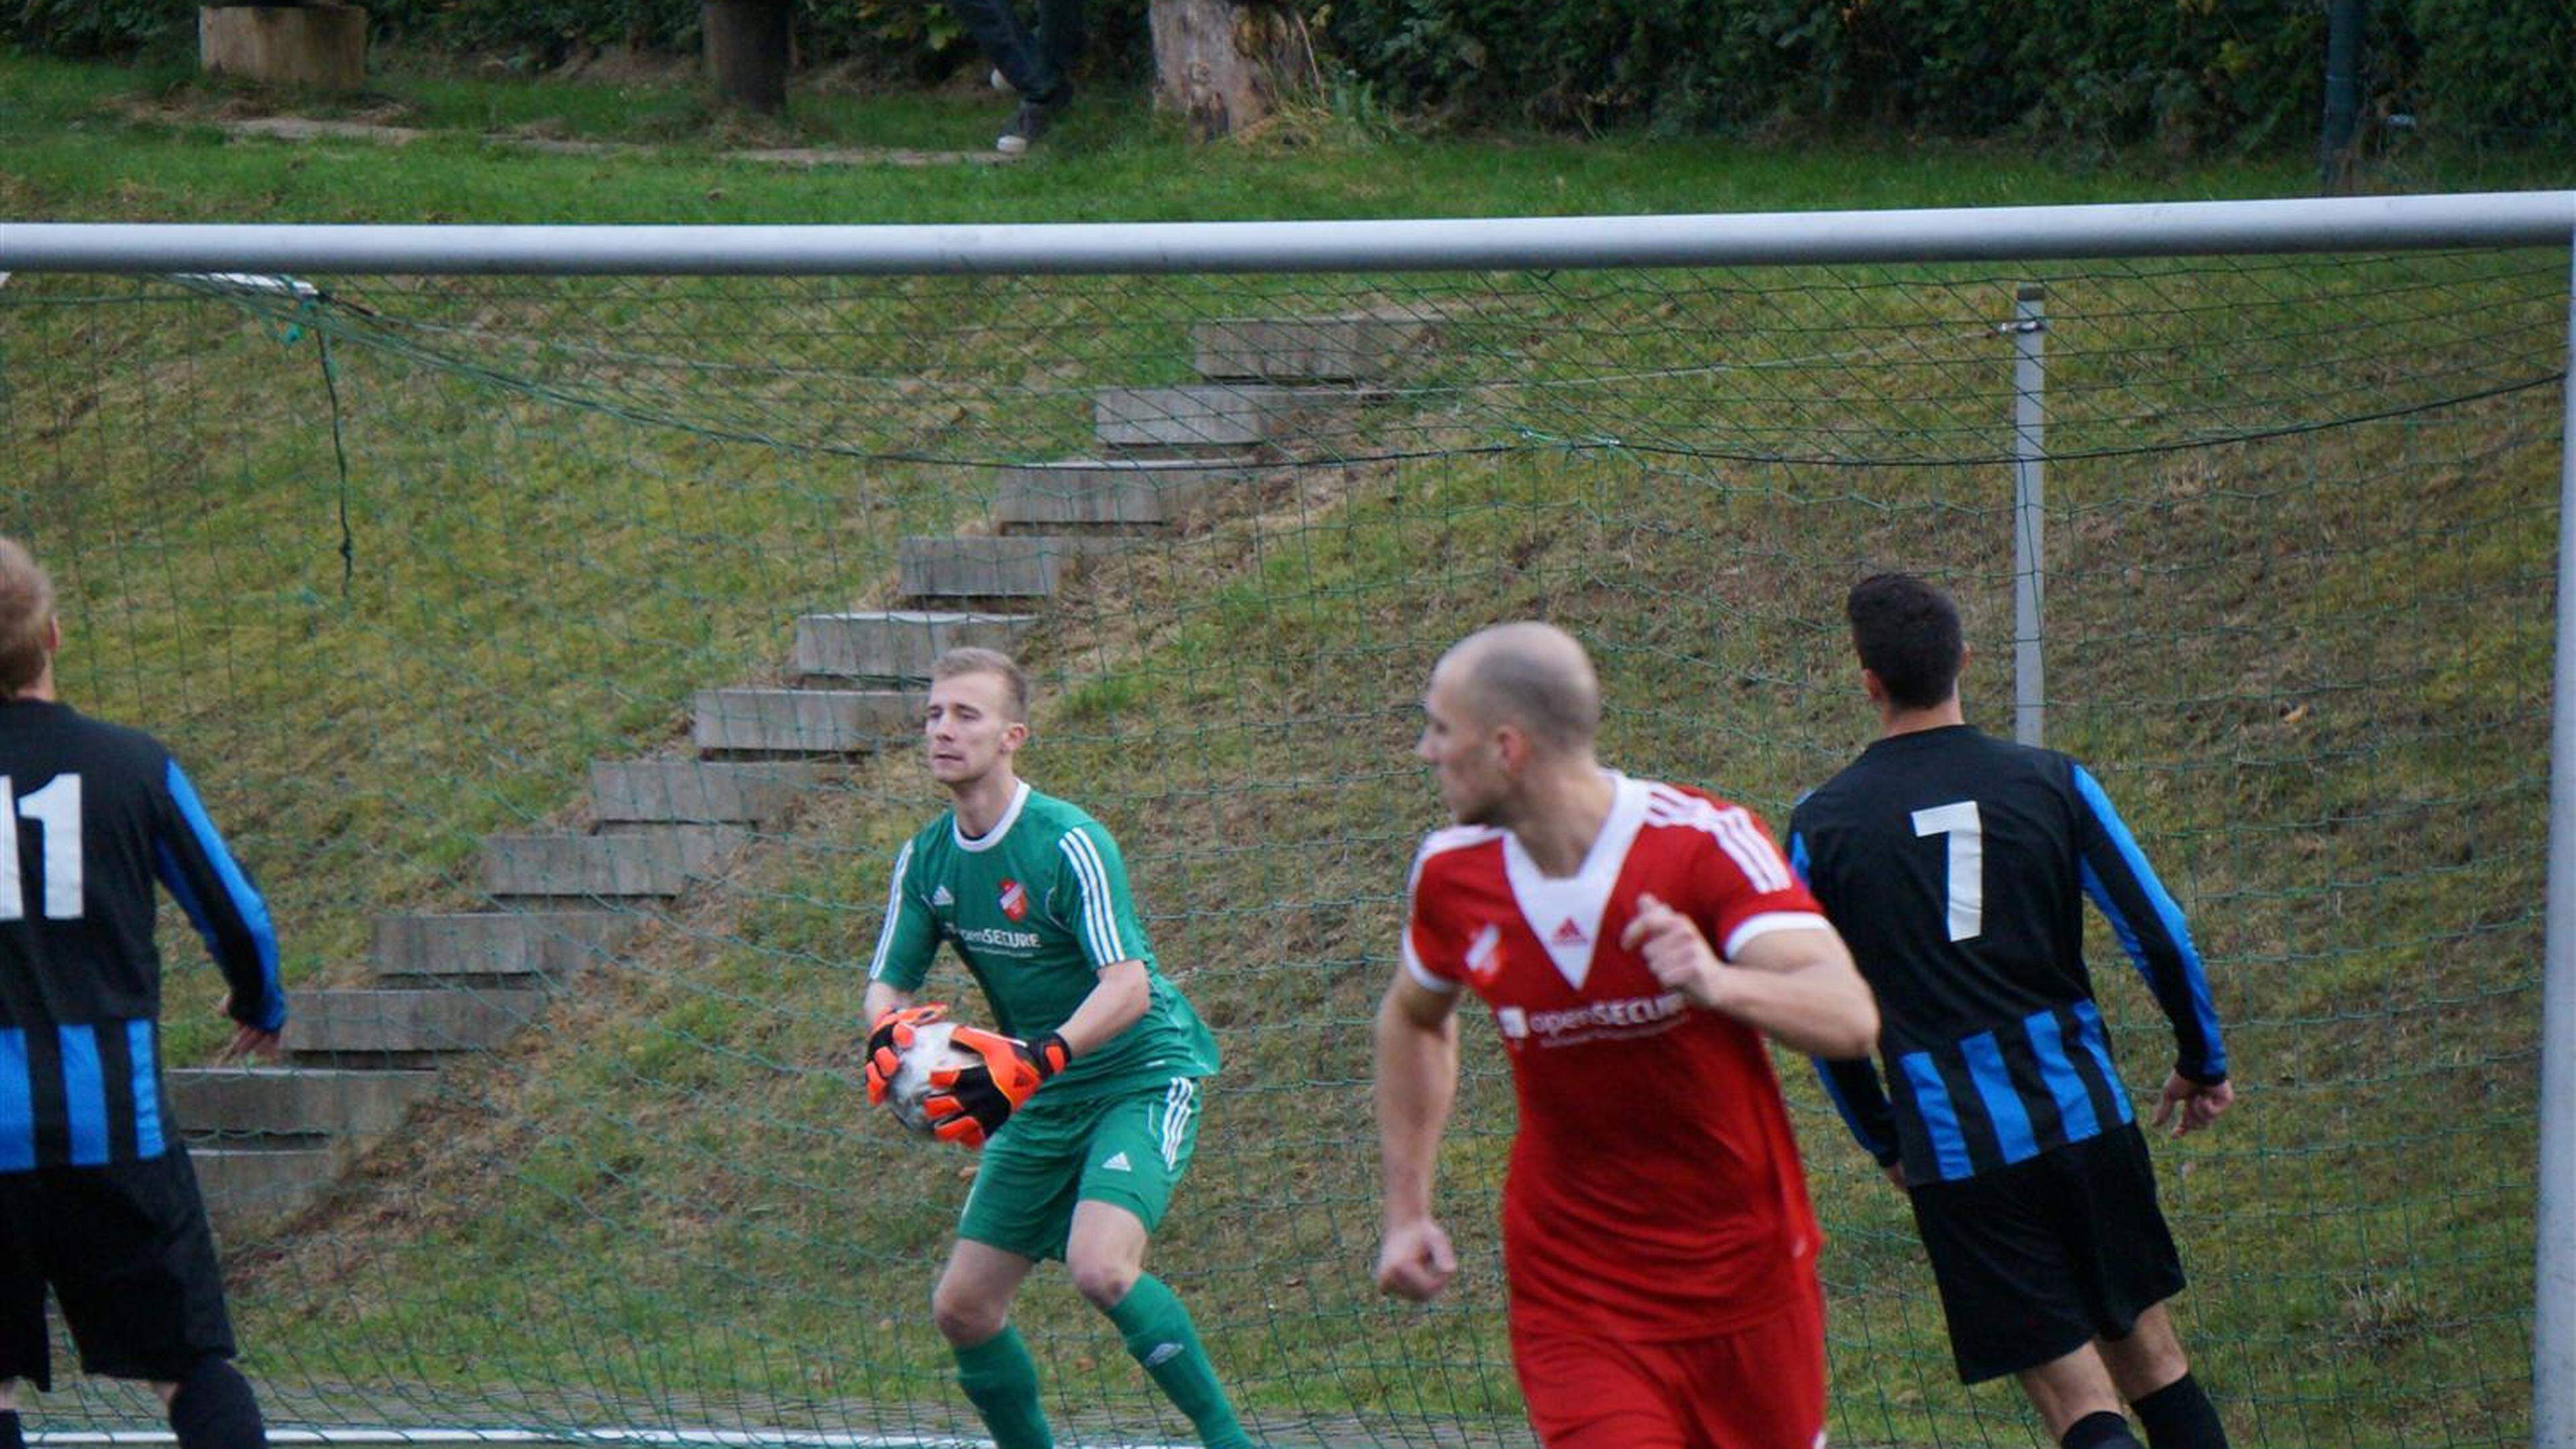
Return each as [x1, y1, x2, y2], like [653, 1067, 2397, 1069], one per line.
[994, 456, 1254, 531]
[481, 826, 749, 900]
[792, 610, 1036, 684]
[168, 1065, 437, 1142]
[373, 909, 639, 987]
[1191, 313, 1435, 383]
[898, 535, 1131, 602]
[284, 988, 547, 1059]
[194, 1144, 340, 1234]
[1093, 384, 1358, 453]
[590, 759, 822, 825]
[690, 688, 920, 755]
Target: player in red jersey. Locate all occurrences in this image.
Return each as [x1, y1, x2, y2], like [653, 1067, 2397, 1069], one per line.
[1373, 622, 1880, 1449]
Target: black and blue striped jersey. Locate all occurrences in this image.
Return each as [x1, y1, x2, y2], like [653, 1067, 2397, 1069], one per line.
[0, 698, 284, 1171]
[1786, 724, 2224, 1185]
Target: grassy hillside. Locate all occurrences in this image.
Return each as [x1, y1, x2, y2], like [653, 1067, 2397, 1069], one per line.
[3, 52, 2569, 1449]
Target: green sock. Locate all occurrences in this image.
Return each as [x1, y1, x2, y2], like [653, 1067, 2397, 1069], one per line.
[953, 1325, 1053, 1449]
[1107, 1273, 1252, 1449]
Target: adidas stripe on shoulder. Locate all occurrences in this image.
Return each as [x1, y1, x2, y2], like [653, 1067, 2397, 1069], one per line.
[1644, 785, 1793, 894]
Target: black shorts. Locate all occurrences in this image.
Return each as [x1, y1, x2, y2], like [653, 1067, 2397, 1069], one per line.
[1908, 1124, 2186, 1384]
[0, 1148, 237, 1389]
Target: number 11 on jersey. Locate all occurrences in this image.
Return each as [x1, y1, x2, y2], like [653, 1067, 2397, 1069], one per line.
[1911, 800, 1981, 943]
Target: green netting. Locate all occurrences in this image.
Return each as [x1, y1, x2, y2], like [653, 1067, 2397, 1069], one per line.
[0, 244, 2563, 1449]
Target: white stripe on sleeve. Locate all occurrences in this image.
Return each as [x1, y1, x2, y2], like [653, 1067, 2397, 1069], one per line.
[866, 839, 916, 981]
[1711, 808, 1793, 893]
[1723, 909, 1833, 959]
[1059, 828, 1128, 965]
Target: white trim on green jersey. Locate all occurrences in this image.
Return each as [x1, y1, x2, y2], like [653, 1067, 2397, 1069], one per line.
[953, 780, 1031, 854]
[865, 837, 916, 983]
[1059, 825, 1129, 965]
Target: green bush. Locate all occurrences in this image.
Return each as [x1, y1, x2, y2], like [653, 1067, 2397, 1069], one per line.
[2402, 0, 2575, 141]
[11, 0, 195, 59]
[363, 0, 696, 67]
[1320, 0, 2343, 144]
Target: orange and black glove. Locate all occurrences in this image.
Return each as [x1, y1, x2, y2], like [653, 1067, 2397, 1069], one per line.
[862, 1003, 947, 1106]
[924, 1028, 1071, 1148]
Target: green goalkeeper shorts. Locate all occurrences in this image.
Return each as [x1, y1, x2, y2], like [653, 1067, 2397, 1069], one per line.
[957, 1075, 1206, 1262]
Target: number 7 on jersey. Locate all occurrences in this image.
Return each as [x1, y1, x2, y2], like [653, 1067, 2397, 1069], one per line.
[1911, 800, 1981, 943]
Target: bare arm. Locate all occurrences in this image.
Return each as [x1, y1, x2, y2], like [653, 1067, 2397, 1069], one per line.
[1374, 973, 1462, 1301]
[862, 980, 913, 1028]
[1621, 895, 1879, 1059]
[1051, 958, 1151, 1059]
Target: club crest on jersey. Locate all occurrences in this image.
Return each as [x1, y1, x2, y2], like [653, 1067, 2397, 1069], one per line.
[998, 879, 1030, 922]
[1464, 924, 1504, 985]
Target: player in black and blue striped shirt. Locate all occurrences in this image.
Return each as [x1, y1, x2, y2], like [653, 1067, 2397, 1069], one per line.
[0, 539, 280, 1449]
[1789, 574, 2233, 1449]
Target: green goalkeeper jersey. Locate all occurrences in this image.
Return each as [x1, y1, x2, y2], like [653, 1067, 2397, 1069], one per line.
[867, 781, 1220, 1100]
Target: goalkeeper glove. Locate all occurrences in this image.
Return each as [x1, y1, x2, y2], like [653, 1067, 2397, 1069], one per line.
[862, 1003, 948, 1106]
[924, 1027, 1071, 1148]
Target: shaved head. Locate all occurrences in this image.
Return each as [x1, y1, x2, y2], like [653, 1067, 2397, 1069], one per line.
[1436, 622, 1601, 757]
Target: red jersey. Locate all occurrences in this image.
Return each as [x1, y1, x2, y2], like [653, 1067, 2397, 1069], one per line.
[1403, 772, 1833, 1341]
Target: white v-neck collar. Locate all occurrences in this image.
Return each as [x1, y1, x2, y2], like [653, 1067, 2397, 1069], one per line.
[953, 780, 1031, 853]
[1502, 772, 1649, 991]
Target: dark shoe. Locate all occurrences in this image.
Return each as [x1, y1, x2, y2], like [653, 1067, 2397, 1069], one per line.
[996, 96, 1059, 155]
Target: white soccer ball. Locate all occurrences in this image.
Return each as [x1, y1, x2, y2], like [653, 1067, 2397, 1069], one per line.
[884, 1020, 980, 1137]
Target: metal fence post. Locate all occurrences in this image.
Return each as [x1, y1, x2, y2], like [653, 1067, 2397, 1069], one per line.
[2010, 282, 2048, 747]
[2540, 236, 2576, 1449]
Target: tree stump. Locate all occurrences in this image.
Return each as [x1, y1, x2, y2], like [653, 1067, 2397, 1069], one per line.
[1149, 0, 1316, 141]
[703, 0, 792, 115]
[199, 5, 367, 93]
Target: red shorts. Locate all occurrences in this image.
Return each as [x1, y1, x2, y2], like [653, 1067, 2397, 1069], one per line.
[1511, 1281, 1827, 1449]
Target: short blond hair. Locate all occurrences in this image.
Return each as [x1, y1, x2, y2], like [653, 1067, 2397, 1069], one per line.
[931, 647, 1029, 722]
[0, 538, 56, 697]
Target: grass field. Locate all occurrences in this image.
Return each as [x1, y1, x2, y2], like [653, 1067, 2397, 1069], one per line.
[3, 50, 2572, 1449]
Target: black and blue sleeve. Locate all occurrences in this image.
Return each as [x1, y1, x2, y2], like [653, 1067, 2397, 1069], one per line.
[152, 757, 286, 1033]
[2071, 764, 2224, 1083]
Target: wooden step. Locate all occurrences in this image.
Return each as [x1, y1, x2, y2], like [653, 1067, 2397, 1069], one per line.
[481, 826, 749, 900]
[792, 610, 1037, 684]
[1093, 384, 1357, 452]
[590, 759, 823, 824]
[168, 1065, 437, 1142]
[898, 535, 1131, 602]
[994, 456, 1254, 531]
[1191, 312, 1434, 383]
[193, 1144, 340, 1235]
[690, 689, 920, 756]
[373, 910, 639, 987]
[284, 988, 547, 1061]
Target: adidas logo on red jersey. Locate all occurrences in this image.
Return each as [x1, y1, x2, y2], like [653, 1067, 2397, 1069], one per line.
[1550, 917, 1587, 946]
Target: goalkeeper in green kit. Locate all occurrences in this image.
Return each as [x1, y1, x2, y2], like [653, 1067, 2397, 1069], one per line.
[860, 647, 1255, 1449]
